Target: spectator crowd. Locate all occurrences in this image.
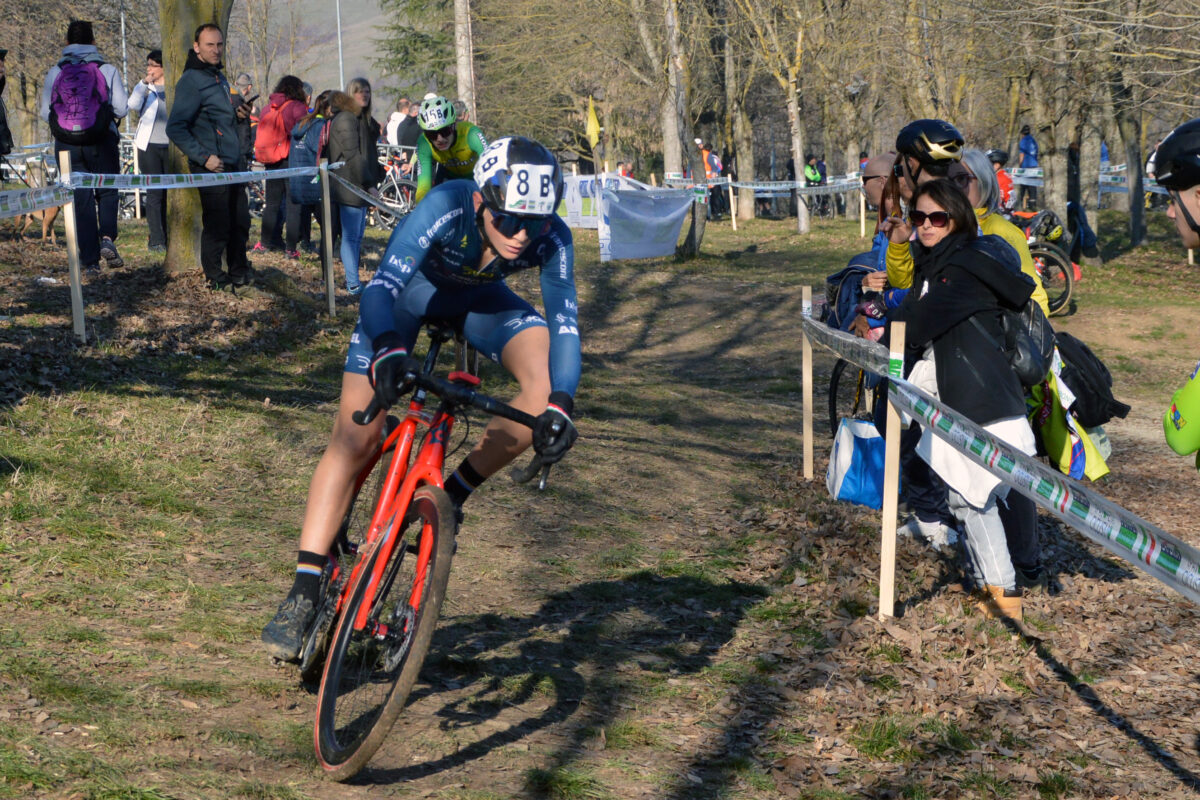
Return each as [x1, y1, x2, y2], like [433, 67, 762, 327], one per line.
[26, 18, 477, 294]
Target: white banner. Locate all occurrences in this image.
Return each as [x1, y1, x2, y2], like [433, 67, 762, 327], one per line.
[562, 174, 641, 229]
[598, 184, 694, 263]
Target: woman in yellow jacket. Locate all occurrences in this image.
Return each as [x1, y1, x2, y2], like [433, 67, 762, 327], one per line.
[884, 150, 1049, 317]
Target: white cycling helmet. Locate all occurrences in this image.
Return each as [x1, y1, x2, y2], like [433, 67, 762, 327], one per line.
[418, 96, 456, 131]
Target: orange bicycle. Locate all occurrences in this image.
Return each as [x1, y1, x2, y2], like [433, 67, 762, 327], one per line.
[305, 318, 547, 779]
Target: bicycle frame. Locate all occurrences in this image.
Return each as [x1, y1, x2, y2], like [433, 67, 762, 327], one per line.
[340, 388, 461, 634]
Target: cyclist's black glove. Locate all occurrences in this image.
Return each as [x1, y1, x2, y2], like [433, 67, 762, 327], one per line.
[532, 391, 577, 464]
[368, 332, 420, 410]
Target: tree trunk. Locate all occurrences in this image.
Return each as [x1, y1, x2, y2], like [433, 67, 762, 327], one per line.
[159, 0, 235, 276]
[659, 91, 681, 175]
[843, 142, 860, 221]
[734, 106, 755, 222]
[454, 0, 476, 121]
[725, 31, 755, 222]
[667, 0, 704, 257]
[786, 84, 809, 234]
[1116, 112, 1145, 246]
[1041, 115, 1072, 225]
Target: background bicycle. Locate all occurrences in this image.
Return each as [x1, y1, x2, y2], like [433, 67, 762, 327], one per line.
[1008, 208, 1074, 315]
[369, 152, 417, 229]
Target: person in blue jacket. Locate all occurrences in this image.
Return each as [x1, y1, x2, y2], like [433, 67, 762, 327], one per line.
[262, 136, 581, 661]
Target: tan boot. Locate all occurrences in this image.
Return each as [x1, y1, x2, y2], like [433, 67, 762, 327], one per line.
[975, 585, 1023, 622]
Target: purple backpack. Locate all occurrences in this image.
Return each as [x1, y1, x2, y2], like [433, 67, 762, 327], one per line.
[49, 60, 113, 145]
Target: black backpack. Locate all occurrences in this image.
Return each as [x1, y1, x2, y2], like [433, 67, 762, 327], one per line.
[1054, 332, 1131, 427]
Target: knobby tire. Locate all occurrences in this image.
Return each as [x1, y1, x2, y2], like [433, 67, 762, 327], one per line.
[828, 357, 874, 436]
[1031, 243, 1073, 316]
[314, 484, 457, 780]
[297, 460, 384, 684]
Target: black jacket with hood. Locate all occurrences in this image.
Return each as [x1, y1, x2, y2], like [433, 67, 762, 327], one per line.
[890, 232, 1035, 426]
[328, 92, 382, 207]
[166, 50, 244, 170]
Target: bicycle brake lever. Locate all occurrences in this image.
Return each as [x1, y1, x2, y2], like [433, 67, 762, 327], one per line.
[537, 463, 551, 491]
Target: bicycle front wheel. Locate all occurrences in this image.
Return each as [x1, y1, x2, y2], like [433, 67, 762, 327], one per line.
[1031, 243, 1073, 316]
[829, 358, 875, 436]
[373, 179, 417, 229]
[314, 484, 457, 780]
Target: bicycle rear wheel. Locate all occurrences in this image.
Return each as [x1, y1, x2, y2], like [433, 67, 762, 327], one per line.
[314, 484, 457, 780]
[1031, 243, 1073, 316]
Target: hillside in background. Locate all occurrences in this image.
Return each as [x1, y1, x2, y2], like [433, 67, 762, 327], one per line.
[227, 0, 428, 114]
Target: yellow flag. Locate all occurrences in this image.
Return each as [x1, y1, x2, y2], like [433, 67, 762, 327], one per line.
[586, 96, 601, 149]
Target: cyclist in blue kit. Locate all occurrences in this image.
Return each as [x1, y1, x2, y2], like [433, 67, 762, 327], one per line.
[262, 136, 580, 661]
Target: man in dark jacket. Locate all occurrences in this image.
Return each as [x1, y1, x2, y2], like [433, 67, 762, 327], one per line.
[166, 23, 252, 290]
[0, 49, 13, 156]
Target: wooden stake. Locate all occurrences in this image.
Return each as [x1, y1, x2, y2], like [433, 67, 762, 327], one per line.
[1189, 248, 1195, 266]
[650, 173, 657, 187]
[727, 176, 737, 232]
[879, 320, 906, 619]
[59, 151, 86, 343]
[801, 286, 814, 481]
[319, 159, 336, 317]
[860, 189, 867, 239]
[133, 145, 143, 219]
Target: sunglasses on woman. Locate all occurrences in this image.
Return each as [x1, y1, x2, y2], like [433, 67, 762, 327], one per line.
[909, 210, 950, 227]
[490, 211, 547, 238]
[424, 126, 454, 142]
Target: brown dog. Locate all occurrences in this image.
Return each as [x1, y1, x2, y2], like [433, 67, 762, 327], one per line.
[7, 158, 61, 245]
[15, 205, 60, 245]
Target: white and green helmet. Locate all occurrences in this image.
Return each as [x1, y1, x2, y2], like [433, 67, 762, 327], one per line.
[418, 96, 456, 131]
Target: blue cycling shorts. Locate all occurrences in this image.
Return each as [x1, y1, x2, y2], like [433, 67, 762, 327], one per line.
[344, 270, 547, 375]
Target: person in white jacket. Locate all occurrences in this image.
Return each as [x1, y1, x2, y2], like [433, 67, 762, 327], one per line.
[40, 20, 128, 271]
[127, 49, 168, 251]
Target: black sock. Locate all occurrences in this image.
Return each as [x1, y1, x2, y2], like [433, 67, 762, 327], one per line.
[289, 550, 326, 603]
[445, 458, 486, 507]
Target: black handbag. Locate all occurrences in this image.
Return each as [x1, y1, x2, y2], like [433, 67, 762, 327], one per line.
[970, 300, 1056, 387]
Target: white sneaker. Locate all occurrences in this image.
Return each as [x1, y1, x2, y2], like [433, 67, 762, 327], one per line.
[898, 517, 959, 549]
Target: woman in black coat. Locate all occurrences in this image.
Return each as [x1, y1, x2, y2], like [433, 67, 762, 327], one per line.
[888, 178, 1037, 621]
[328, 81, 383, 294]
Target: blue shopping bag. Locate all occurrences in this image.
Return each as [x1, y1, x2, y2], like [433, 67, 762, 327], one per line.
[825, 418, 887, 509]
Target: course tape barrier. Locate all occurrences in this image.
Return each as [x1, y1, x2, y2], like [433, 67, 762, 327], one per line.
[68, 163, 340, 191]
[328, 174, 409, 217]
[0, 185, 75, 220]
[667, 176, 862, 197]
[1010, 165, 1170, 196]
[800, 314, 1200, 606]
[0, 163, 343, 221]
[799, 312, 889, 373]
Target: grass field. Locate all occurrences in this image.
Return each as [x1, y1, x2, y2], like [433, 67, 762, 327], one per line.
[2, 208, 1199, 799]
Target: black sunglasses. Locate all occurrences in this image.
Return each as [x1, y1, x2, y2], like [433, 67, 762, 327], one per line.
[951, 172, 976, 190]
[424, 126, 454, 141]
[909, 210, 951, 228]
[490, 211, 547, 238]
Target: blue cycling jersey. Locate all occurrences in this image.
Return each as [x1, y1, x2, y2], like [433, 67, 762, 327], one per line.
[360, 180, 581, 397]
